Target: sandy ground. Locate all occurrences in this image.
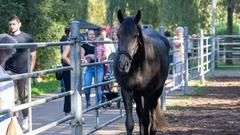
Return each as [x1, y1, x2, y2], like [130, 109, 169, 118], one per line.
[157, 77, 240, 135]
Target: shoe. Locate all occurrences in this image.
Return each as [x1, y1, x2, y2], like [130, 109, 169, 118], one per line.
[65, 112, 70, 116]
[21, 117, 29, 131]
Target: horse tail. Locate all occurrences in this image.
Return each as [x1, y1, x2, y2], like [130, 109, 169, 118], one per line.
[155, 99, 169, 130]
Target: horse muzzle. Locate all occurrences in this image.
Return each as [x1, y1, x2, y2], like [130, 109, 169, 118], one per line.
[118, 54, 131, 73]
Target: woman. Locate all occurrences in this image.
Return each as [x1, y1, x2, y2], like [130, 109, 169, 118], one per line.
[62, 43, 85, 115]
[172, 27, 184, 87]
[82, 29, 106, 108]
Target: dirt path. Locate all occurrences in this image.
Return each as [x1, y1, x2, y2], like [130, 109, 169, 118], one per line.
[159, 77, 240, 135]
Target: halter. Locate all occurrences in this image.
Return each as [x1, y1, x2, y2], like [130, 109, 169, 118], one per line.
[118, 27, 143, 62]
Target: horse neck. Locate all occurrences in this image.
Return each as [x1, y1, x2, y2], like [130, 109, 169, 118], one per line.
[132, 37, 146, 64]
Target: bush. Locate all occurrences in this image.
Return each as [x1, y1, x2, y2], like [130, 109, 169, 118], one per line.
[215, 23, 240, 35]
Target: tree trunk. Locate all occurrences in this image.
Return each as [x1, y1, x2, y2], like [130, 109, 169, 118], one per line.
[226, 0, 233, 64]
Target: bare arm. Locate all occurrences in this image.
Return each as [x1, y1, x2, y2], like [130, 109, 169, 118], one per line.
[62, 45, 71, 65]
[31, 51, 36, 71]
[81, 47, 87, 63]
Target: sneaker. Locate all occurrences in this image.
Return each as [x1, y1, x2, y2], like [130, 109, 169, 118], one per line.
[21, 117, 29, 131]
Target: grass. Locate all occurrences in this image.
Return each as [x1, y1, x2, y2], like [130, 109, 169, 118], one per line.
[31, 74, 60, 96]
[176, 80, 209, 100]
[216, 62, 240, 70]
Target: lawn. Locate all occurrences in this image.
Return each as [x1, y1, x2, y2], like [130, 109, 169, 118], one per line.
[31, 74, 60, 96]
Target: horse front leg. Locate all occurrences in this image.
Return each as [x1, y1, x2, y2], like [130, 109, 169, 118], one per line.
[121, 88, 134, 135]
[143, 97, 151, 135]
[133, 93, 144, 135]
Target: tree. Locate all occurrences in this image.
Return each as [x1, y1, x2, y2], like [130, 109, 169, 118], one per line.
[219, 0, 240, 64]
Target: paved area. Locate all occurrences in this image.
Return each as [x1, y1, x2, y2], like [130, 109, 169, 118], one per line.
[30, 93, 131, 135]
[29, 70, 240, 135]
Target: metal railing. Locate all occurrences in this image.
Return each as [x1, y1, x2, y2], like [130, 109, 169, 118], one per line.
[0, 40, 75, 134]
[0, 21, 123, 135]
[160, 27, 215, 110]
[1, 23, 238, 134]
[216, 35, 240, 68]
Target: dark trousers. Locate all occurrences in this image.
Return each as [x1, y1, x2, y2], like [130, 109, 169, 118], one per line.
[62, 70, 71, 113]
[7, 70, 29, 118]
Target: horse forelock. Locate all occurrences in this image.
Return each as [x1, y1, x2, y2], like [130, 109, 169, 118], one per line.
[119, 17, 138, 35]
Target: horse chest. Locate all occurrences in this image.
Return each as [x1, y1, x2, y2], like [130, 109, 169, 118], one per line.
[122, 71, 153, 91]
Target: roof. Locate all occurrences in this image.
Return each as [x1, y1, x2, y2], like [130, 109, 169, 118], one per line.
[72, 20, 101, 30]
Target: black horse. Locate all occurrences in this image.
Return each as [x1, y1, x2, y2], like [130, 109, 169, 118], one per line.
[114, 10, 170, 135]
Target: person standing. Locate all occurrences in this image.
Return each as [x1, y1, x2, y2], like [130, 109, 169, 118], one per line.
[82, 29, 106, 108]
[59, 25, 70, 93]
[61, 35, 85, 116]
[100, 27, 116, 59]
[5, 15, 36, 131]
[111, 27, 118, 50]
[172, 27, 184, 88]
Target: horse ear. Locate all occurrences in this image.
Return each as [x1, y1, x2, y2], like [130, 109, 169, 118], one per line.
[134, 10, 141, 24]
[117, 10, 124, 23]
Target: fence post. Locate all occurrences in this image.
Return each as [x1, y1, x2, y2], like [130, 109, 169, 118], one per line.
[159, 26, 166, 110]
[159, 26, 164, 36]
[211, 36, 216, 77]
[70, 21, 83, 135]
[200, 30, 205, 85]
[183, 27, 189, 95]
[211, 0, 216, 77]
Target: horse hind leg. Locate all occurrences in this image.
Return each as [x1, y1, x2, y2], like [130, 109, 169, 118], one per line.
[151, 99, 169, 134]
[150, 109, 157, 135]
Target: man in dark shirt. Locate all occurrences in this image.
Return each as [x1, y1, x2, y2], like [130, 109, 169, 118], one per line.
[4, 15, 36, 131]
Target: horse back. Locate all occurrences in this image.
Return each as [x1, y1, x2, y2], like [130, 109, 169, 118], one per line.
[143, 29, 170, 75]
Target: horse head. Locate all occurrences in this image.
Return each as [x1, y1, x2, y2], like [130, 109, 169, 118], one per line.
[116, 10, 144, 73]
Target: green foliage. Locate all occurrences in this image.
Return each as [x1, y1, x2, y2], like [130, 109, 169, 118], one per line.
[31, 73, 59, 96]
[215, 23, 240, 35]
[88, 0, 107, 25]
[32, 79, 60, 96]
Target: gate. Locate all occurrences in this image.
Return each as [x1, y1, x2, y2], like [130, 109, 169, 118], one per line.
[0, 21, 123, 135]
[160, 27, 215, 110]
[216, 35, 240, 69]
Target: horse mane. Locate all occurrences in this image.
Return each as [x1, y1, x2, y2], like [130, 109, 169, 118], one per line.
[137, 24, 144, 47]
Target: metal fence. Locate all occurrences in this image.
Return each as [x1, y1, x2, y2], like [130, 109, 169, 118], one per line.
[160, 27, 215, 110]
[0, 21, 124, 135]
[216, 35, 240, 68]
[1, 22, 239, 135]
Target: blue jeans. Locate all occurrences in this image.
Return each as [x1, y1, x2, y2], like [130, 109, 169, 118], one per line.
[84, 65, 103, 107]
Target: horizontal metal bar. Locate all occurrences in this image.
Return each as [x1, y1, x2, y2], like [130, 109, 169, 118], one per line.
[81, 60, 113, 67]
[218, 50, 240, 53]
[218, 42, 240, 46]
[25, 115, 74, 135]
[217, 57, 240, 60]
[189, 56, 199, 60]
[0, 91, 73, 115]
[86, 114, 124, 135]
[0, 41, 74, 49]
[83, 96, 122, 113]
[0, 66, 72, 82]
[202, 52, 212, 57]
[81, 40, 118, 44]
[217, 35, 240, 38]
[82, 79, 116, 90]
[217, 65, 240, 68]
